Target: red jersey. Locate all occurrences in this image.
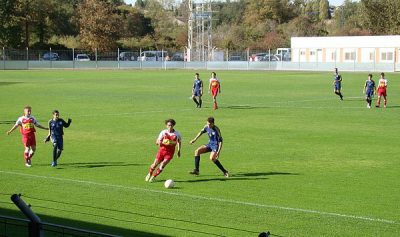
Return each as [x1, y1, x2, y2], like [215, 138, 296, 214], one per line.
[157, 129, 181, 154]
[16, 115, 39, 135]
[209, 78, 220, 89]
[377, 78, 387, 90]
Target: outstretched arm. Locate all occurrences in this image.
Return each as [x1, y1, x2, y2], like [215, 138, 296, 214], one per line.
[177, 139, 181, 157]
[6, 124, 19, 135]
[190, 131, 203, 144]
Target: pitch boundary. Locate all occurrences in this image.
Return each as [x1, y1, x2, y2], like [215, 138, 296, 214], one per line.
[0, 170, 396, 225]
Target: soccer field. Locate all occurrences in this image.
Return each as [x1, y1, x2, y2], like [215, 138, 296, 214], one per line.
[0, 70, 399, 236]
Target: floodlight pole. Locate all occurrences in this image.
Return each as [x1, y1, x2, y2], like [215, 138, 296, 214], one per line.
[11, 194, 42, 237]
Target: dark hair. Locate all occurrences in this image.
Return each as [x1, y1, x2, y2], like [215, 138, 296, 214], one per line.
[381, 72, 385, 77]
[211, 72, 216, 77]
[195, 73, 199, 76]
[368, 74, 372, 78]
[207, 117, 214, 124]
[165, 119, 176, 126]
[52, 110, 59, 114]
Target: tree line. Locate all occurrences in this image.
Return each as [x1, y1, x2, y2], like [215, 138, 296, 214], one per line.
[0, 0, 399, 52]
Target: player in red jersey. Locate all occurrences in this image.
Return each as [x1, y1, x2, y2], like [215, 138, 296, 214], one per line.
[145, 119, 182, 182]
[376, 72, 388, 108]
[6, 106, 48, 167]
[209, 72, 221, 110]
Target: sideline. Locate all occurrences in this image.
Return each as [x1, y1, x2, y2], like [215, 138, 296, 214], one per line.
[0, 170, 396, 225]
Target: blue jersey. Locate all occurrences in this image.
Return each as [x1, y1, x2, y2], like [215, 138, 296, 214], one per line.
[365, 80, 375, 97]
[49, 118, 71, 138]
[334, 74, 342, 85]
[365, 80, 375, 91]
[201, 125, 222, 147]
[193, 79, 203, 91]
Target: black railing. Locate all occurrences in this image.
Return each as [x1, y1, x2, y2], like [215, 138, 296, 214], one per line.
[2, 194, 121, 237]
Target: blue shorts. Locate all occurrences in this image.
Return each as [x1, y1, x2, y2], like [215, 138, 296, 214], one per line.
[365, 90, 374, 99]
[205, 143, 219, 152]
[51, 135, 64, 150]
[193, 90, 201, 97]
[334, 83, 341, 91]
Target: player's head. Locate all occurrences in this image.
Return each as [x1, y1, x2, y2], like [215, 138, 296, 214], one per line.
[207, 117, 215, 127]
[195, 73, 199, 79]
[52, 110, 60, 119]
[381, 72, 385, 78]
[368, 74, 372, 80]
[23, 106, 32, 116]
[165, 119, 176, 128]
[211, 72, 216, 78]
[334, 68, 338, 74]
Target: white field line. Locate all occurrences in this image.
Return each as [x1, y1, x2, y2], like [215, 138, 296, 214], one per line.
[0, 170, 396, 225]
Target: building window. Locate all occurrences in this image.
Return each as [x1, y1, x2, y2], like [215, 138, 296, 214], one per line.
[381, 52, 393, 61]
[310, 51, 315, 56]
[369, 52, 375, 61]
[345, 52, 356, 60]
[331, 52, 336, 61]
[300, 51, 306, 56]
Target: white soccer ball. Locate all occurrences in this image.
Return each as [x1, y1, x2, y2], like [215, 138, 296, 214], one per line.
[164, 179, 174, 189]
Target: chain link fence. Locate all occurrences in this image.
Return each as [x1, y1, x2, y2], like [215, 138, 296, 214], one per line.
[1, 47, 399, 72]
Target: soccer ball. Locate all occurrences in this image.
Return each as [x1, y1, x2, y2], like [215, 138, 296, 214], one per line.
[164, 179, 174, 189]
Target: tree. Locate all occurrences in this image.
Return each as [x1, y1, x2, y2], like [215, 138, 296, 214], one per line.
[243, 0, 295, 26]
[332, 0, 365, 36]
[78, 0, 121, 51]
[0, 0, 23, 48]
[319, 0, 329, 20]
[359, 0, 400, 35]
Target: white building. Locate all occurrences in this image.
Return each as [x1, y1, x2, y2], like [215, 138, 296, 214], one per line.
[291, 35, 400, 64]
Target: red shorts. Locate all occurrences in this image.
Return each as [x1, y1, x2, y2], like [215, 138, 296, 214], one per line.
[377, 89, 387, 97]
[211, 88, 219, 96]
[22, 133, 36, 147]
[156, 149, 174, 162]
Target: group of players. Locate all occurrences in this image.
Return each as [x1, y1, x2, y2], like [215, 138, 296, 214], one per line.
[145, 71, 227, 182]
[6, 107, 71, 167]
[332, 68, 389, 108]
[6, 72, 227, 183]
[11, 69, 388, 182]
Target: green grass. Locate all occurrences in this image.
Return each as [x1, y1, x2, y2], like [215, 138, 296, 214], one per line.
[0, 70, 399, 236]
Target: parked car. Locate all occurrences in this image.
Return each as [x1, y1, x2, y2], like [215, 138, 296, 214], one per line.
[171, 53, 184, 61]
[139, 51, 168, 61]
[119, 52, 137, 61]
[42, 52, 60, 61]
[75, 54, 90, 61]
[260, 54, 279, 61]
[229, 55, 242, 61]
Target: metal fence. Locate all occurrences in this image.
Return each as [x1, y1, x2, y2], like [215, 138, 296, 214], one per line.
[0, 215, 120, 237]
[1, 47, 399, 72]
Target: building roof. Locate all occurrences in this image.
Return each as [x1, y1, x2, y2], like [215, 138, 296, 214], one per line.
[291, 35, 400, 48]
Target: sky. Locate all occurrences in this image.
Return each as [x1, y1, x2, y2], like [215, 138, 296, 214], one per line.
[124, 0, 350, 6]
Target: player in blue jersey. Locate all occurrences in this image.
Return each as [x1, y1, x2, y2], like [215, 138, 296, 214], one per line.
[363, 74, 376, 108]
[333, 68, 344, 100]
[191, 73, 203, 108]
[44, 110, 72, 167]
[189, 117, 229, 177]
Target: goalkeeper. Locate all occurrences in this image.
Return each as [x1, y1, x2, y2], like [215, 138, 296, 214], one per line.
[44, 110, 72, 167]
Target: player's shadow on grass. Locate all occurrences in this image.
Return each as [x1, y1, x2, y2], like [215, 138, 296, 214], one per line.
[235, 171, 298, 177]
[0, 120, 16, 125]
[0, 82, 22, 86]
[225, 105, 269, 110]
[59, 161, 144, 169]
[180, 171, 298, 183]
